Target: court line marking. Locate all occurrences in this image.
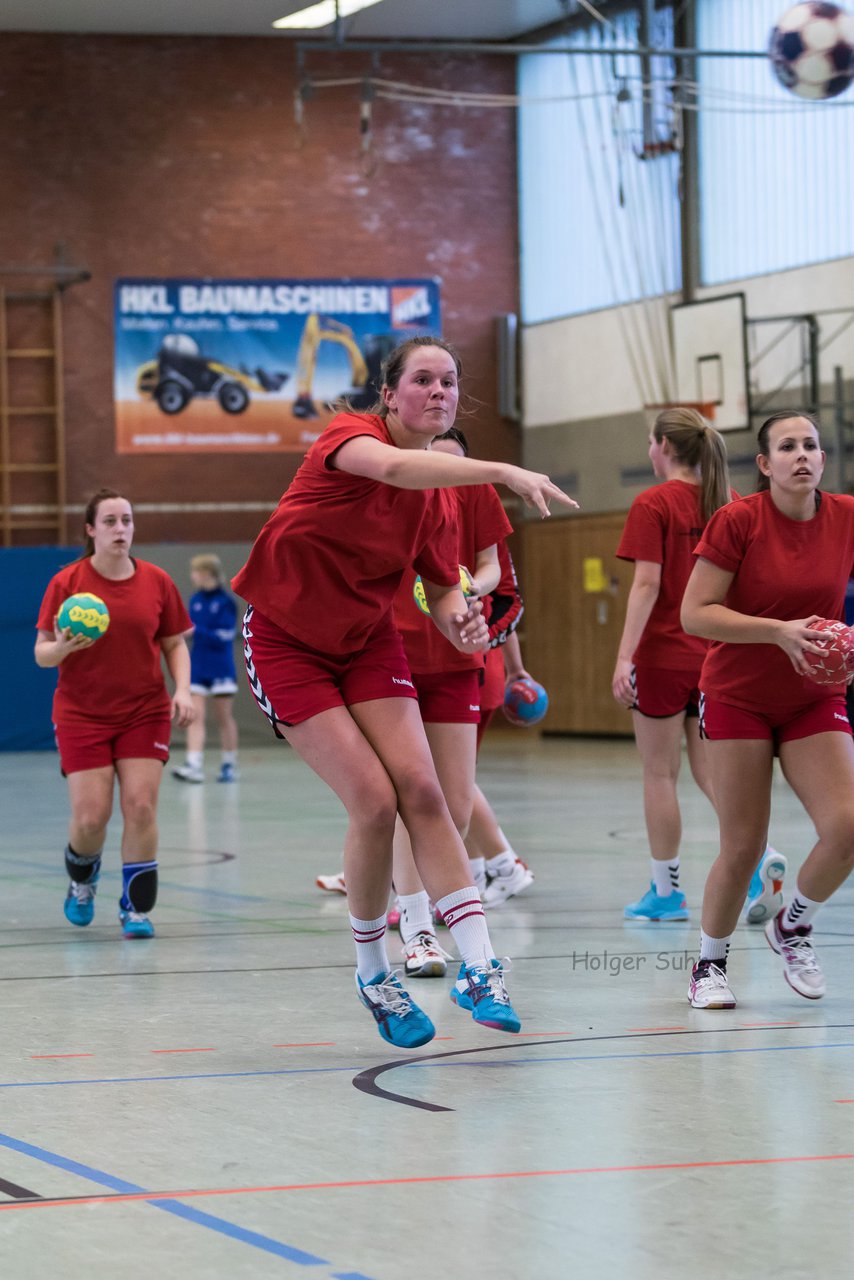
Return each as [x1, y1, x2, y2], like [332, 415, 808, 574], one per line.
[352, 1023, 854, 1112]
[0, 1130, 353, 1273]
[3, 1151, 854, 1212]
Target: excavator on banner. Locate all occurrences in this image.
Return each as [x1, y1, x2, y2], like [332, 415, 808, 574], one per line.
[291, 313, 395, 419]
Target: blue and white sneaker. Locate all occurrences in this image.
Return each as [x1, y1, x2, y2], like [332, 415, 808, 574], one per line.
[119, 909, 155, 939]
[450, 958, 521, 1033]
[64, 875, 99, 927]
[217, 762, 239, 783]
[745, 849, 787, 924]
[356, 971, 435, 1048]
[624, 884, 689, 921]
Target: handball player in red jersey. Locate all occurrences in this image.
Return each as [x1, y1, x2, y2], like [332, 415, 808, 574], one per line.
[233, 337, 577, 1048]
[681, 411, 854, 1008]
[35, 490, 194, 939]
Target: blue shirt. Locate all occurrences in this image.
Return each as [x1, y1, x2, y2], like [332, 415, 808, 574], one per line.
[188, 587, 237, 683]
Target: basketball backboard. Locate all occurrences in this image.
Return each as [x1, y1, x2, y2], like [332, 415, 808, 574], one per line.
[670, 293, 750, 431]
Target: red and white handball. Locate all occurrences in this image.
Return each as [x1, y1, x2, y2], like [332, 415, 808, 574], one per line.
[802, 617, 854, 685]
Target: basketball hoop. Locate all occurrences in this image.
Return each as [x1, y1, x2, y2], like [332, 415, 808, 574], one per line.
[643, 401, 717, 434]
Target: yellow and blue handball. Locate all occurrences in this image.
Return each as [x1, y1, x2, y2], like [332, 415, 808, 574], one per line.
[413, 566, 474, 616]
[57, 592, 110, 640]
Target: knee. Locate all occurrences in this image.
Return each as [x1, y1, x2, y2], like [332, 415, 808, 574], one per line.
[397, 770, 448, 823]
[818, 809, 854, 864]
[121, 793, 158, 829]
[351, 779, 398, 839]
[72, 807, 111, 841]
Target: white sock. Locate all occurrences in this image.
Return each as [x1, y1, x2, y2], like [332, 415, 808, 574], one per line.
[699, 930, 730, 965]
[652, 857, 680, 896]
[435, 887, 493, 969]
[350, 913, 389, 984]
[782, 887, 822, 932]
[221, 750, 237, 765]
[468, 856, 487, 891]
[398, 891, 432, 945]
[186, 751, 203, 769]
[485, 849, 515, 878]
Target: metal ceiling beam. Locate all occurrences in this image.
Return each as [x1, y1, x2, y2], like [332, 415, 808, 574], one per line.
[296, 39, 766, 60]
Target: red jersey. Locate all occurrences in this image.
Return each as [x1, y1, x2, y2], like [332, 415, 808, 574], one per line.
[37, 558, 191, 728]
[695, 489, 854, 713]
[617, 480, 717, 671]
[393, 484, 512, 674]
[232, 413, 459, 656]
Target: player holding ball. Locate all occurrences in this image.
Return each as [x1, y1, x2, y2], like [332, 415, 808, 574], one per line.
[35, 489, 194, 939]
[681, 410, 854, 1008]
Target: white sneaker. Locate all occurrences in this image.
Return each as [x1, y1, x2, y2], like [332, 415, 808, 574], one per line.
[483, 858, 534, 907]
[403, 931, 451, 978]
[765, 911, 826, 999]
[315, 872, 347, 894]
[688, 960, 736, 1009]
[172, 763, 204, 783]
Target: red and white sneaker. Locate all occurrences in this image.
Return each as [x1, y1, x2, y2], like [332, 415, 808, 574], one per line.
[402, 931, 452, 978]
[765, 910, 826, 999]
[483, 858, 534, 907]
[315, 872, 346, 894]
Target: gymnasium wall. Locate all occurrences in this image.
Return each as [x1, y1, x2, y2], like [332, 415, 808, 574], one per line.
[0, 33, 520, 543]
[520, 256, 854, 513]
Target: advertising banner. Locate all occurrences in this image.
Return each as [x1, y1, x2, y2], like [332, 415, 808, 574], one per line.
[114, 277, 441, 454]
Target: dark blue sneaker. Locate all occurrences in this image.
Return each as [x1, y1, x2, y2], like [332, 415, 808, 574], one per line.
[64, 875, 99, 927]
[217, 762, 239, 783]
[624, 884, 689, 921]
[356, 971, 435, 1048]
[119, 909, 155, 939]
[450, 959, 521, 1033]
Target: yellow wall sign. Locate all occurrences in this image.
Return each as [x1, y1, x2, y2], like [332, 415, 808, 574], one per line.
[583, 557, 608, 593]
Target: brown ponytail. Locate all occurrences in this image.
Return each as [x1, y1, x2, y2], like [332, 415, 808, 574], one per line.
[653, 407, 731, 525]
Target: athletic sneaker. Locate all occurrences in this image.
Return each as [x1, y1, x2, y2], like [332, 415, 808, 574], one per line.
[482, 858, 534, 907]
[765, 910, 826, 999]
[64, 875, 99, 927]
[217, 762, 239, 783]
[624, 883, 689, 922]
[316, 872, 347, 894]
[403, 931, 451, 978]
[119, 910, 155, 940]
[688, 959, 736, 1009]
[387, 900, 401, 930]
[172, 763, 204, 784]
[450, 958, 521, 1033]
[356, 971, 435, 1048]
[745, 850, 787, 925]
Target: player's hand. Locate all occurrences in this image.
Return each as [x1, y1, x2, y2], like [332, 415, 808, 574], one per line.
[612, 657, 635, 707]
[52, 618, 95, 659]
[454, 598, 489, 652]
[504, 466, 579, 519]
[775, 616, 827, 675]
[172, 689, 196, 727]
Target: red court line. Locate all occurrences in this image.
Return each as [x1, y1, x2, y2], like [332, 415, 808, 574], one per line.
[3, 1152, 854, 1212]
[272, 1042, 336, 1048]
[150, 1048, 217, 1055]
[30, 1054, 94, 1060]
[836, 1099, 854, 1103]
[627, 1027, 687, 1033]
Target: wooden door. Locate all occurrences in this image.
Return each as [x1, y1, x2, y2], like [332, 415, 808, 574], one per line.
[522, 512, 634, 735]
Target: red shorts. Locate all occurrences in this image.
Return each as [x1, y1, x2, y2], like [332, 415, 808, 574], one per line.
[242, 606, 417, 729]
[480, 646, 505, 714]
[632, 664, 701, 719]
[55, 716, 172, 776]
[700, 693, 852, 745]
[412, 669, 481, 725]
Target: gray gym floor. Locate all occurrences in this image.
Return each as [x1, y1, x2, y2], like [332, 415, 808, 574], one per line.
[1, 734, 853, 1279]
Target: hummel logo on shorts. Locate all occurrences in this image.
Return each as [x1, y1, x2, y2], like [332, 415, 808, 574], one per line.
[392, 676, 414, 689]
[154, 741, 169, 751]
[834, 713, 849, 723]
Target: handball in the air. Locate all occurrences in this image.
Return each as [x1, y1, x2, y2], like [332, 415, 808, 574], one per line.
[57, 592, 110, 640]
[768, 3, 854, 100]
[802, 617, 854, 684]
[503, 677, 549, 726]
[413, 566, 474, 616]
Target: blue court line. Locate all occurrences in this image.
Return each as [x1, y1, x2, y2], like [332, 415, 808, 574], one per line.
[0, 1130, 364, 1274]
[3, 1038, 854, 1094]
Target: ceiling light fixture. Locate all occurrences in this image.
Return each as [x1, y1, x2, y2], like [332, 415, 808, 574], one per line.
[273, 0, 386, 31]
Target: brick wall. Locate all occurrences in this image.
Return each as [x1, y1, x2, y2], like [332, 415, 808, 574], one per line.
[0, 35, 520, 543]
